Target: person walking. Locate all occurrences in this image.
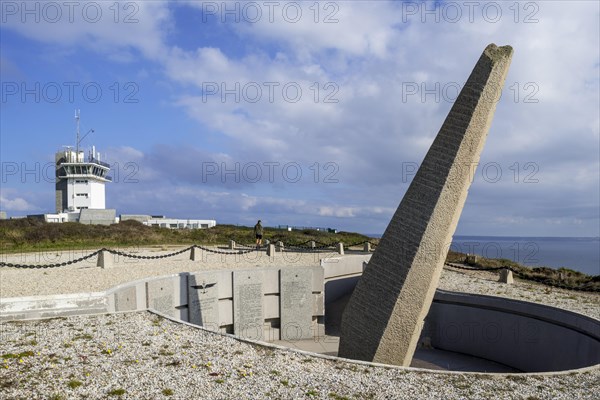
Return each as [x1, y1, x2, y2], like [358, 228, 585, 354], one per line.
[254, 220, 264, 248]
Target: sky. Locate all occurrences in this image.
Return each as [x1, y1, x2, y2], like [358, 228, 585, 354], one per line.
[0, 0, 599, 237]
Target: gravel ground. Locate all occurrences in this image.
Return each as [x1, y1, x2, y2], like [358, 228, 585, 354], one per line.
[439, 265, 600, 320]
[1, 249, 599, 399]
[1, 312, 598, 400]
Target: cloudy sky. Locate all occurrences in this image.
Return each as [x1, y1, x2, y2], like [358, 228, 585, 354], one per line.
[1, 1, 598, 236]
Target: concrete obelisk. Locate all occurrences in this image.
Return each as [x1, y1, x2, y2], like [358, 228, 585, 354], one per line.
[338, 44, 513, 366]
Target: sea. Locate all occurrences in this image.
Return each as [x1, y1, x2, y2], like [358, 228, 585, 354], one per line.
[365, 235, 600, 276]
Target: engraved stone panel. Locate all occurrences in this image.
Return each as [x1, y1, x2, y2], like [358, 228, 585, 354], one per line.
[233, 270, 264, 341]
[280, 268, 313, 340]
[188, 272, 220, 331]
[114, 287, 137, 312]
[339, 44, 513, 366]
[146, 278, 176, 318]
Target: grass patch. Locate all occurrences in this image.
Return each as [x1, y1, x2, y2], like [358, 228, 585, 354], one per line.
[108, 388, 126, 396]
[329, 394, 349, 400]
[73, 333, 93, 340]
[67, 380, 83, 389]
[2, 351, 34, 359]
[0, 219, 371, 254]
[158, 349, 175, 356]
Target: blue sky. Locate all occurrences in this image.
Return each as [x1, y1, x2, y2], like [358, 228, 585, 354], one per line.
[1, 1, 599, 237]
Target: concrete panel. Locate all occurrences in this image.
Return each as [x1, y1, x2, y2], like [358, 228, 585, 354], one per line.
[219, 299, 233, 325]
[339, 44, 513, 366]
[312, 266, 325, 292]
[114, 286, 137, 312]
[217, 271, 233, 299]
[264, 294, 280, 319]
[0, 293, 108, 321]
[325, 276, 361, 305]
[264, 325, 281, 342]
[233, 270, 264, 340]
[188, 272, 220, 331]
[280, 268, 313, 340]
[146, 276, 184, 319]
[322, 255, 371, 280]
[313, 293, 325, 316]
[263, 269, 279, 294]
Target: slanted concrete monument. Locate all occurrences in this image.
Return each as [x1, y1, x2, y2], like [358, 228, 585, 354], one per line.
[338, 44, 513, 366]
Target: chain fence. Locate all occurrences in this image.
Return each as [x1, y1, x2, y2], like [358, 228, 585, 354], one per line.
[444, 262, 600, 293]
[1, 244, 595, 293]
[0, 239, 379, 269]
[0, 244, 259, 269]
[0, 250, 101, 269]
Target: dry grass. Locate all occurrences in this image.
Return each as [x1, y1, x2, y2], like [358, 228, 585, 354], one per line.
[0, 219, 373, 253]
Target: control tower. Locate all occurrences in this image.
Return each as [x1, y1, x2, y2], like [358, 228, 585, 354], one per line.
[55, 111, 112, 213]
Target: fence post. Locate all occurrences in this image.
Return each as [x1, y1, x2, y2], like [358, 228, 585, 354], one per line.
[97, 250, 113, 269]
[190, 246, 199, 261]
[267, 244, 276, 258]
[498, 269, 514, 284]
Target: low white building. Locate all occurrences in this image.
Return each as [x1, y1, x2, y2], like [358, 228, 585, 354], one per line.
[147, 218, 216, 229]
[120, 215, 216, 229]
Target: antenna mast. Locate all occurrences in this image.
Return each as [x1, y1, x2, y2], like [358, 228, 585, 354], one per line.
[75, 109, 81, 157]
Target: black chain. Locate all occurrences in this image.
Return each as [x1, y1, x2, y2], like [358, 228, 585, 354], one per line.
[0, 244, 262, 269]
[0, 250, 101, 269]
[444, 263, 600, 293]
[105, 246, 194, 259]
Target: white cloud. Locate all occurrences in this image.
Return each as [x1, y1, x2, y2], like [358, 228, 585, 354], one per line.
[0, 194, 37, 212]
[1, 1, 172, 60]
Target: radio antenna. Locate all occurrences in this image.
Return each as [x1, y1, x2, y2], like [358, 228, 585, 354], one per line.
[75, 109, 80, 156]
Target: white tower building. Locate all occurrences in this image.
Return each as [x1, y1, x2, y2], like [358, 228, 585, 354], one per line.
[55, 111, 111, 213]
